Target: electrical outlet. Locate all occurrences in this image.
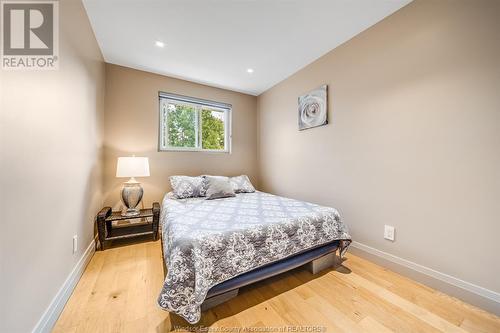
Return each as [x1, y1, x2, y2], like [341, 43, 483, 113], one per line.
[73, 235, 78, 253]
[384, 225, 395, 241]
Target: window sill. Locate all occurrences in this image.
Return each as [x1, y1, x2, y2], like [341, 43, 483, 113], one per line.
[158, 148, 230, 153]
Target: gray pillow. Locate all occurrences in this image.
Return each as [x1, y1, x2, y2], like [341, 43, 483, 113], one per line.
[229, 175, 255, 193]
[205, 176, 236, 200]
[170, 176, 207, 199]
[200, 175, 228, 196]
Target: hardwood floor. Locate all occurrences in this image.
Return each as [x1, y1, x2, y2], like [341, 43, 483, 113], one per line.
[53, 240, 500, 333]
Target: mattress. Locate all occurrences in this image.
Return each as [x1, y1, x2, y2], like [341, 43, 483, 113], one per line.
[158, 191, 351, 323]
[206, 240, 340, 299]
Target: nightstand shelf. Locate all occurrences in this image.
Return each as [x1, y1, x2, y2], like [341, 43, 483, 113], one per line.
[96, 203, 160, 250]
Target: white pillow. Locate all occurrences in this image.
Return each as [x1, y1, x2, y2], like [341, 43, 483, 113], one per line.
[200, 174, 255, 194]
[199, 175, 227, 196]
[229, 175, 255, 193]
[170, 176, 207, 199]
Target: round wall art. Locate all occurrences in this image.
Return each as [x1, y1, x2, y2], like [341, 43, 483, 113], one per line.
[298, 84, 328, 130]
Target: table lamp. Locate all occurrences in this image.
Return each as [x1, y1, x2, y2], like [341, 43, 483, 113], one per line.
[116, 156, 150, 216]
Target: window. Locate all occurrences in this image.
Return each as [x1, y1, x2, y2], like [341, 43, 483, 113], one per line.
[159, 92, 231, 152]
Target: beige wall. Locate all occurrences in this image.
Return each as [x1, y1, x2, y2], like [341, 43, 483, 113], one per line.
[258, 0, 500, 296]
[0, 1, 105, 332]
[103, 64, 258, 208]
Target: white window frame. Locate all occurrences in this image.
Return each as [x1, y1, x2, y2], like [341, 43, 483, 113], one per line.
[158, 92, 232, 153]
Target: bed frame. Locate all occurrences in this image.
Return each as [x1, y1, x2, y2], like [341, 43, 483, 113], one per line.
[160, 233, 339, 311]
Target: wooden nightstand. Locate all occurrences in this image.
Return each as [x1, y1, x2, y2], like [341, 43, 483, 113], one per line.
[96, 203, 160, 250]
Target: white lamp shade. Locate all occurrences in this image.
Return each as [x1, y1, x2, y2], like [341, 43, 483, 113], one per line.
[116, 157, 150, 178]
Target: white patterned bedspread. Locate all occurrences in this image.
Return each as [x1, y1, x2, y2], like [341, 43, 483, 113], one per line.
[157, 191, 351, 323]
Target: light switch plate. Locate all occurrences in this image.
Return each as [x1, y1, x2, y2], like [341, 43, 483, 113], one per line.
[384, 225, 395, 241]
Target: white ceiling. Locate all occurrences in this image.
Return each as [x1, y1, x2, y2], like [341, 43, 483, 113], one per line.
[83, 0, 412, 96]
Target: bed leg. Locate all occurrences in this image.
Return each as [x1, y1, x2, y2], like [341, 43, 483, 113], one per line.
[307, 249, 337, 275]
[201, 289, 239, 311]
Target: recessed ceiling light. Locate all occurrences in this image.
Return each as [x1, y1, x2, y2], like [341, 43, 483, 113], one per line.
[246, 68, 254, 73]
[155, 41, 165, 48]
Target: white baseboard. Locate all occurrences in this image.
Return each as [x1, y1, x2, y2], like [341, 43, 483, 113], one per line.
[32, 238, 96, 333]
[349, 241, 500, 316]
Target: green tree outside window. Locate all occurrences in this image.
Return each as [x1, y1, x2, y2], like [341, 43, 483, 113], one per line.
[166, 104, 196, 147]
[201, 109, 225, 150]
[162, 101, 227, 151]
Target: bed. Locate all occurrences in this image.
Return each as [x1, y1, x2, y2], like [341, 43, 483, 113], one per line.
[157, 191, 351, 324]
